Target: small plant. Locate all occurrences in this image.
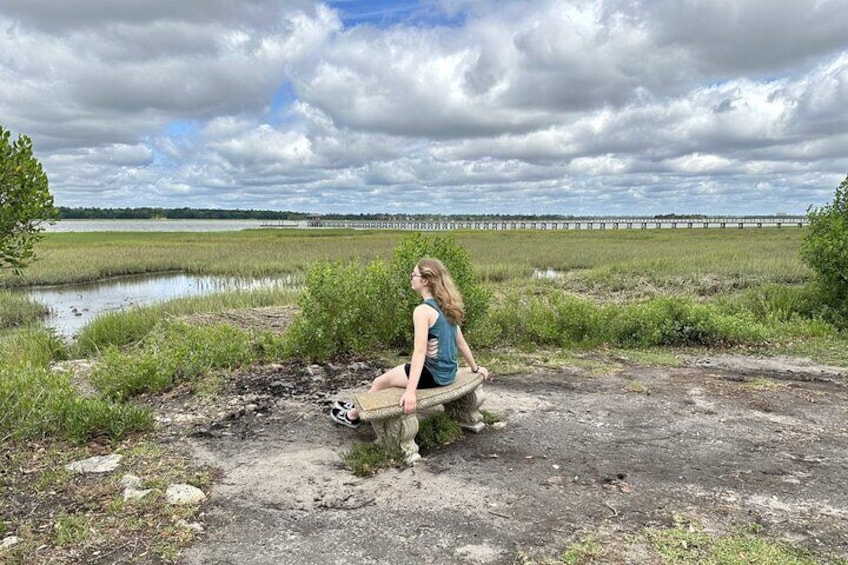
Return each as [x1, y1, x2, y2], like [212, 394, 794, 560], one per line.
[559, 537, 605, 564]
[480, 409, 501, 425]
[344, 442, 404, 476]
[416, 413, 462, 450]
[54, 512, 91, 546]
[626, 380, 648, 394]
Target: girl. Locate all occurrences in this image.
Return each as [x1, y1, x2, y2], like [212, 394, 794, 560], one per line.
[330, 258, 490, 428]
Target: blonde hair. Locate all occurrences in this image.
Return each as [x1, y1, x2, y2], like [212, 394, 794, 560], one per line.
[417, 258, 465, 325]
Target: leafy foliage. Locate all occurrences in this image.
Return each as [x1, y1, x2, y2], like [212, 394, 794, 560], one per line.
[0, 125, 58, 273]
[800, 174, 848, 326]
[284, 233, 489, 361]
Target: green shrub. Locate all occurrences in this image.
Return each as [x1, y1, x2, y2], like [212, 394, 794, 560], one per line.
[284, 233, 489, 361]
[480, 288, 765, 349]
[716, 284, 821, 323]
[800, 174, 848, 326]
[606, 296, 765, 347]
[387, 232, 490, 346]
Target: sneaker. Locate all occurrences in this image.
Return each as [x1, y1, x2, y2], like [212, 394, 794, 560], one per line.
[332, 400, 355, 412]
[330, 407, 360, 429]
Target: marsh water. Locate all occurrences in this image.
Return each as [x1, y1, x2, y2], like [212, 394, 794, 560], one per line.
[24, 273, 296, 339]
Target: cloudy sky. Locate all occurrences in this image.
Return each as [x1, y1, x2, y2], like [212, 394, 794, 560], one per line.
[1, 0, 846, 216]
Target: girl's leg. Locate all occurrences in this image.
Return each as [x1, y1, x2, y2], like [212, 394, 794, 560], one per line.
[347, 365, 408, 420]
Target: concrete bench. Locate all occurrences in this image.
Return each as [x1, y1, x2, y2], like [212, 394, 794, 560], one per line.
[353, 368, 486, 464]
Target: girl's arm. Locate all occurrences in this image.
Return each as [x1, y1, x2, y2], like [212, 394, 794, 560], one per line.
[400, 304, 431, 414]
[456, 326, 490, 380]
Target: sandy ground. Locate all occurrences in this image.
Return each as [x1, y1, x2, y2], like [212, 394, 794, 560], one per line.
[155, 353, 848, 565]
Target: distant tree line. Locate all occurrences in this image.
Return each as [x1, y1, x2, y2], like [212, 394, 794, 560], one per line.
[58, 207, 309, 220]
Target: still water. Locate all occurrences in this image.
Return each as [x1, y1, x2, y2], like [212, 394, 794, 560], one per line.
[25, 273, 296, 339]
[45, 219, 305, 232]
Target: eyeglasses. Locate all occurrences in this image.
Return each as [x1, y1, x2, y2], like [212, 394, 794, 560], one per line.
[409, 273, 423, 280]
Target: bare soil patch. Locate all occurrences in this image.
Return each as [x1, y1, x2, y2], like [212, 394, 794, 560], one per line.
[158, 353, 848, 564]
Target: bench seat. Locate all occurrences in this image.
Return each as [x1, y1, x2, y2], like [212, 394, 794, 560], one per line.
[353, 368, 485, 464]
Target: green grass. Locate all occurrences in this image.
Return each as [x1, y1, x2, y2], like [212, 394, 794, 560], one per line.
[0, 228, 807, 291]
[643, 519, 823, 565]
[73, 287, 298, 356]
[0, 289, 49, 329]
[344, 442, 405, 477]
[0, 328, 153, 444]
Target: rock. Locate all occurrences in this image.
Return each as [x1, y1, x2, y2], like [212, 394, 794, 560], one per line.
[1, 536, 21, 550]
[245, 403, 258, 413]
[166, 484, 207, 505]
[544, 476, 565, 486]
[119, 474, 143, 489]
[123, 487, 154, 501]
[176, 519, 204, 533]
[491, 421, 507, 430]
[64, 454, 122, 474]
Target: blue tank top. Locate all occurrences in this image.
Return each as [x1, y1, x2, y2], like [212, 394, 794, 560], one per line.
[422, 298, 458, 385]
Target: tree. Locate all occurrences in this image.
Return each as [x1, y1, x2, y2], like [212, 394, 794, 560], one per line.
[0, 126, 58, 273]
[800, 174, 848, 325]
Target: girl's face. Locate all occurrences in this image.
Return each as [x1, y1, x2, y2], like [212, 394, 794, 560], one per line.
[410, 268, 428, 293]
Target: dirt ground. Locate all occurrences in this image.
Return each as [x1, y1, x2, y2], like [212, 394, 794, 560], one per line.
[152, 351, 848, 564]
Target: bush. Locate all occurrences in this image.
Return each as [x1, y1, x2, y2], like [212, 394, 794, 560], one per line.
[479, 287, 765, 349]
[607, 296, 764, 347]
[284, 233, 489, 361]
[801, 174, 848, 326]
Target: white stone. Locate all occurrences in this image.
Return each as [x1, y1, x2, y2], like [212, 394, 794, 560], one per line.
[166, 484, 207, 505]
[118, 474, 143, 489]
[176, 519, 204, 533]
[123, 488, 154, 501]
[64, 454, 122, 474]
[491, 421, 507, 430]
[1, 536, 21, 550]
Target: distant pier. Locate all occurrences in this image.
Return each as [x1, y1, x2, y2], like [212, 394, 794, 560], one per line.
[304, 216, 807, 231]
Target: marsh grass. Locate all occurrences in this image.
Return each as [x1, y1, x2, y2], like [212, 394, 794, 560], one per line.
[0, 289, 48, 329]
[0, 229, 402, 287]
[74, 287, 299, 356]
[0, 329, 153, 444]
[1, 228, 806, 291]
[90, 322, 256, 401]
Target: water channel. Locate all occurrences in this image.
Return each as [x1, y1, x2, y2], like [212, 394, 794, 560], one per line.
[23, 273, 297, 340]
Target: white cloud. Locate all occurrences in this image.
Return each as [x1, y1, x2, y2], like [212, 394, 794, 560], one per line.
[1, 0, 846, 215]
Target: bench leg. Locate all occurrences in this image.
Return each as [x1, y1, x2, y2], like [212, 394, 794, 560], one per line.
[445, 385, 485, 433]
[371, 414, 421, 465]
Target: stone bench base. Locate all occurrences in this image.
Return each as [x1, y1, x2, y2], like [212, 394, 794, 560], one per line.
[353, 368, 485, 464]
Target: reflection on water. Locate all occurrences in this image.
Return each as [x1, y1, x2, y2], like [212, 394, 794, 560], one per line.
[23, 273, 298, 339]
[533, 268, 564, 280]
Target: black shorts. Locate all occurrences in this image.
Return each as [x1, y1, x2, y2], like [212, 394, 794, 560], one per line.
[404, 364, 442, 389]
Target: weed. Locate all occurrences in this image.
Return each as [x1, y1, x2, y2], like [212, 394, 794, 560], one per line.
[54, 512, 91, 546]
[344, 442, 405, 476]
[643, 516, 820, 564]
[559, 537, 605, 564]
[416, 413, 463, 450]
[480, 409, 502, 425]
[742, 378, 788, 392]
[626, 381, 648, 394]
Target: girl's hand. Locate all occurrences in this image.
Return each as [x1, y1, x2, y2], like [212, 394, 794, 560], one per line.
[477, 366, 491, 382]
[400, 390, 417, 415]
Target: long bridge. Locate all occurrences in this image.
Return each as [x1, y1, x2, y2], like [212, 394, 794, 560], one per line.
[300, 216, 807, 231]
